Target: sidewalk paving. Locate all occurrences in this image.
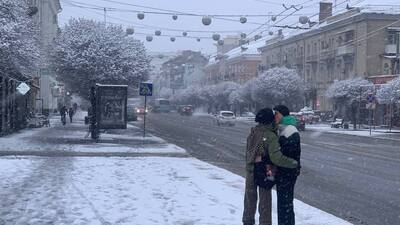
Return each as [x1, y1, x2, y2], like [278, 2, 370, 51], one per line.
[0, 111, 185, 156]
[306, 124, 400, 141]
[0, 111, 352, 225]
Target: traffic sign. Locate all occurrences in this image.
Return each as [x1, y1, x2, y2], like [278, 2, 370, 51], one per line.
[367, 94, 375, 103]
[139, 83, 153, 96]
[16, 82, 30, 95]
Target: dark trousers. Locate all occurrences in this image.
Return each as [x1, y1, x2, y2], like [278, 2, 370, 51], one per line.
[276, 172, 297, 225]
[69, 116, 73, 123]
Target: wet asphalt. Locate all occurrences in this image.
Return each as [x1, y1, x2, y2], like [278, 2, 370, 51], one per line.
[145, 112, 400, 225]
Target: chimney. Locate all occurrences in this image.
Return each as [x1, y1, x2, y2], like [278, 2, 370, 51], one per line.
[319, 1, 333, 23]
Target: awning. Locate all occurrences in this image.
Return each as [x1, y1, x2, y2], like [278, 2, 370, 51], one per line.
[382, 55, 397, 59]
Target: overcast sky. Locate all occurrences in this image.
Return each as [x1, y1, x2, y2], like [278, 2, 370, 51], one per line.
[59, 0, 400, 54]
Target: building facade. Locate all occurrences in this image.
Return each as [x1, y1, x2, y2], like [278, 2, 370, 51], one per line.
[159, 51, 208, 94]
[258, 4, 400, 111]
[204, 36, 262, 85]
[29, 0, 62, 114]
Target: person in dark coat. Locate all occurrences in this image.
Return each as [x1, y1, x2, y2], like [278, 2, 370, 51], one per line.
[243, 108, 299, 225]
[273, 105, 302, 225]
[68, 107, 74, 123]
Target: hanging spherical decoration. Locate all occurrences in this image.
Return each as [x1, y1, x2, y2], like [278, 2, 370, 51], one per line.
[271, 16, 277, 22]
[240, 33, 247, 39]
[137, 12, 145, 20]
[146, 35, 153, 42]
[212, 33, 221, 41]
[299, 16, 309, 25]
[155, 30, 161, 36]
[170, 37, 176, 42]
[268, 31, 274, 36]
[254, 34, 262, 40]
[240, 16, 247, 24]
[197, 38, 201, 42]
[202, 16, 212, 26]
[172, 14, 178, 20]
[218, 40, 224, 46]
[126, 28, 134, 35]
[182, 31, 188, 37]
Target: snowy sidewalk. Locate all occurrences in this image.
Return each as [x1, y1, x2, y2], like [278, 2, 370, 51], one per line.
[0, 111, 186, 156]
[307, 124, 400, 141]
[0, 156, 352, 225]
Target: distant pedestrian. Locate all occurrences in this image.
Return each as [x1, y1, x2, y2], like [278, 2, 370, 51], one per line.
[273, 105, 302, 225]
[68, 107, 74, 123]
[243, 108, 299, 225]
[73, 103, 78, 114]
[60, 106, 67, 125]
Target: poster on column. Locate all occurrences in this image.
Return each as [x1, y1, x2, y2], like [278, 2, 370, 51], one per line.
[96, 84, 128, 129]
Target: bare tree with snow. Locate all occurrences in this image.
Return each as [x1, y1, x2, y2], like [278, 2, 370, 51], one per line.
[377, 77, 400, 104]
[0, 0, 39, 79]
[326, 77, 373, 129]
[252, 67, 304, 110]
[52, 18, 151, 99]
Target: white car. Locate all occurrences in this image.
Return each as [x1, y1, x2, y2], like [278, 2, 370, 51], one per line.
[240, 111, 256, 121]
[215, 111, 236, 126]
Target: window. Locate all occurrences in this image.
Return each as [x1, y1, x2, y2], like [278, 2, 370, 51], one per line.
[388, 31, 397, 44]
[345, 31, 354, 43]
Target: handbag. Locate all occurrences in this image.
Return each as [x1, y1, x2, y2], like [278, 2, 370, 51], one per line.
[254, 160, 276, 189]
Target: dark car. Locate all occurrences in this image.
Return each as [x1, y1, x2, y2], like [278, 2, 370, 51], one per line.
[180, 105, 193, 116]
[127, 105, 138, 121]
[291, 112, 305, 131]
[135, 106, 148, 115]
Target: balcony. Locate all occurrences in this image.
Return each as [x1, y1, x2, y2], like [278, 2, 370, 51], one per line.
[385, 44, 397, 54]
[320, 49, 335, 60]
[336, 45, 354, 56]
[306, 54, 318, 62]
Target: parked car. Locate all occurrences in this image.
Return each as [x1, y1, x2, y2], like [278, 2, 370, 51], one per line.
[179, 105, 193, 116]
[240, 111, 256, 121]
[290, 112, 306, 131]
[215, 111, 236, 126]
[127, 105, 138, 121]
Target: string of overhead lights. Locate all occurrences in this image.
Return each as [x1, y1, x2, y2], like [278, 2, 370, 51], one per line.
[61, 0, 369, 47]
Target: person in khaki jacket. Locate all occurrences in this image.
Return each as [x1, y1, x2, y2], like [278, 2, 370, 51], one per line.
[242, 108, 299, 225]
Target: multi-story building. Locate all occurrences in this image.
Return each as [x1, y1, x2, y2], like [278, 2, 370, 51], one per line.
[29, 0, 62, 114]
[159, 50, 208, 94]
[258, 2, 400, 111]
[204, 36, 262, 85]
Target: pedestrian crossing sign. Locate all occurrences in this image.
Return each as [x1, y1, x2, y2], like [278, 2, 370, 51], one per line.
[139, 83, 153, 96]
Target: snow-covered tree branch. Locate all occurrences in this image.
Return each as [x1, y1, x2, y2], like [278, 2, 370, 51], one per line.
[169, 67, 304, 113]
[0, 0, 39, 79]
[52, 18, 151, 98]
[377, 77, 400, 104]
[326, 77, 373, 129]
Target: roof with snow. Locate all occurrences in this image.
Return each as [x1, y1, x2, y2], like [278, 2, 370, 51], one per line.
[259, 5, 400, 50]
[206, 36, 276, 67]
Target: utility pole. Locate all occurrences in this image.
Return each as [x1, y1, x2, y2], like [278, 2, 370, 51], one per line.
[397, 31, 400, 74]
[104, 8, 107, 25]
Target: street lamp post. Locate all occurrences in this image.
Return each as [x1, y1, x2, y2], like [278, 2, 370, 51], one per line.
[36, 98, 43, 115]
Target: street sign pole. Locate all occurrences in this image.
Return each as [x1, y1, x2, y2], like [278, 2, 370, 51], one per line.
[139, 82, 153, 138]
[369, 108, 372, 135]
[143, 95, 147, 138]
